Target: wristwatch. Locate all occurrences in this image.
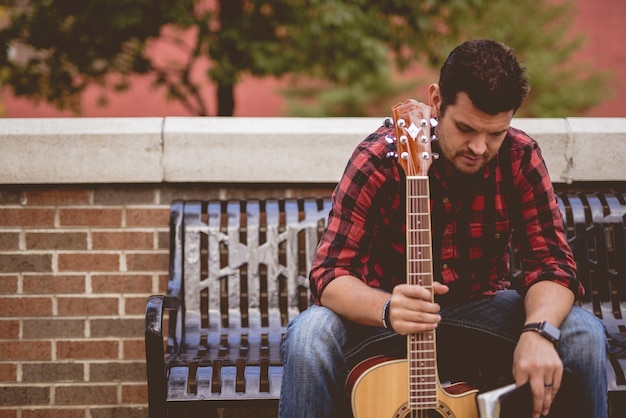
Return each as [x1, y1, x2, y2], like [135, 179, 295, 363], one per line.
[520, 321, 561, 345]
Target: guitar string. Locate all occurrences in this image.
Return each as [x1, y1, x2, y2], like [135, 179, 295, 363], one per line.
[413, 180, 433, 417]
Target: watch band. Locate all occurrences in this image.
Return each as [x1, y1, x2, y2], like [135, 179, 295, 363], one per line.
[521, 321, 561, 345]
[381, 297, 395, 333]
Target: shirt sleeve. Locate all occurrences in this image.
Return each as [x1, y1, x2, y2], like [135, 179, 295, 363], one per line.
[511, 136, 585, 298]
[309, 129, 397, 305]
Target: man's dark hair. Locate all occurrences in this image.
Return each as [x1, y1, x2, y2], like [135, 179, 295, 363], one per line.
[438, 39, 530, 116]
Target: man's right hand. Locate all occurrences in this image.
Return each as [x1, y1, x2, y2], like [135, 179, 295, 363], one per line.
[387, 282, 449, 335]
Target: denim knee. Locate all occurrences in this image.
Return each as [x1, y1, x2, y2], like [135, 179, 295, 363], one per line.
[282, 304, 347, 365]
[559, 306, 607, 361]
[557, 306, 608, 418]
[279, 305, 352, 418]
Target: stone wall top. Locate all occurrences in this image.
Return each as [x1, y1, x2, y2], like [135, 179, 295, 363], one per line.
[1, 116, 625, 184]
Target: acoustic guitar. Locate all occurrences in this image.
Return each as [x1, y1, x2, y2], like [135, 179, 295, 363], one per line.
[346, 99, 479, 418]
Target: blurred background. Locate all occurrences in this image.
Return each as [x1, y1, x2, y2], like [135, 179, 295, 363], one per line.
[0, 0, 624, 120]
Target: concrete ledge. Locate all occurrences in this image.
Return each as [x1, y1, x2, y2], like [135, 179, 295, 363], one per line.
[566, 118, 626, 181]
[1, 116, 625, 184]
[163, 117, 380, 183]
[0, 118, 163, 184]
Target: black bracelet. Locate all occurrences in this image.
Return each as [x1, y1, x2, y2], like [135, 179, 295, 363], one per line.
[381, 297, 395, 333]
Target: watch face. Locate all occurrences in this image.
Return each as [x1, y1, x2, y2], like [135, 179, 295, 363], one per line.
[541, 321, 561, 342]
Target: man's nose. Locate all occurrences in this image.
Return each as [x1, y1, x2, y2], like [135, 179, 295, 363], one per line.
[468, 135, 487, 155]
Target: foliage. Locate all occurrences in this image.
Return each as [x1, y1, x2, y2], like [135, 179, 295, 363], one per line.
[0, 0, 194, 113]
[0, 0, 492, 116]
[286, 0, 612, 117]
[280, 68, 425, 117]
[432, 0, 611, 118]
[0, 0, 612, 117]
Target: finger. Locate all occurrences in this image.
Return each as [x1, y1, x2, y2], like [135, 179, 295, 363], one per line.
[397, 282, 448, 300]
[409, 298, 442, 314]
[433, 282, 449, 295]
[529, 377, 546, 418]
[511, 371, 542, 418]
[394, 306, 441, 325]
[391, 311, 441, 334]
[541, 382, 555, 416]
[552, 367, 563, 393]
[542, 368, 563, 415]
[394, 289, 442, 313]
[394, 320, 440, 334]
[394, 284, 432, 300]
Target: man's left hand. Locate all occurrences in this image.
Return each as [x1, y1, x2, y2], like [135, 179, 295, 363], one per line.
[513, 330, 563, 418]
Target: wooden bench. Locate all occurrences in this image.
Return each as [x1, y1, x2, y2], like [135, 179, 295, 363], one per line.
[145, 193, 626, 417]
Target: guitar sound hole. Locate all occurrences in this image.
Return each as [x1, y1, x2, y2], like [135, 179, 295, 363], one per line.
[394, 403, 454, 418]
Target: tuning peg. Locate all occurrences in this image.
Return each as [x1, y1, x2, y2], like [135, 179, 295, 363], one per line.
[431, 134, 438, 142]
[432, 153, 440, 159]
[385, 135, 395, 144]
[383, 117, 394, 128]
[430, 118, 439, 128]
[386, 151, 398, 159]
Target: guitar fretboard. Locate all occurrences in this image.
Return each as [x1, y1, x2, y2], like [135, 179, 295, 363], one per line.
[407, 175, 438, 410]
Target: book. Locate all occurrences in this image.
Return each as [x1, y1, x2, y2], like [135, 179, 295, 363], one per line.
[476, 370, 586, 418]
[477, 382, 531, 418]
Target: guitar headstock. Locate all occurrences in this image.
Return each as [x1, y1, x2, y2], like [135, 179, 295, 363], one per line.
[385, 99, 438, 177]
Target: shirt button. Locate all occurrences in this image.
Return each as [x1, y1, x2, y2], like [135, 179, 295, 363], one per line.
[495, 233, 502, 239]
[442, 197, 450, 204]
[442, 263, 449, 270]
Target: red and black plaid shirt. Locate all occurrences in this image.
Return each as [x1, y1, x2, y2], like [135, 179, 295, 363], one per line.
[310, 125, 584, 306]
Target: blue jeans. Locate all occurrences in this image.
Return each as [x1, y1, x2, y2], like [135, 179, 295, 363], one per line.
[278, 290, 608, 418]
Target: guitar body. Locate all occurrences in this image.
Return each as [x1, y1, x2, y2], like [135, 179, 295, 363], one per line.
[348, 356, 478, 418]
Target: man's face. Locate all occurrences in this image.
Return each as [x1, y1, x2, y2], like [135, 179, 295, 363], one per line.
[430, 88, 514, 178]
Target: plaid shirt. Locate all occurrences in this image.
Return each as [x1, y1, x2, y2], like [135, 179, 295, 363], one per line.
[310, 125, 584, 306]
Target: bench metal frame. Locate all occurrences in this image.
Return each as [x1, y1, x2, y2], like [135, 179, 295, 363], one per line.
[146, 194, 626, 417]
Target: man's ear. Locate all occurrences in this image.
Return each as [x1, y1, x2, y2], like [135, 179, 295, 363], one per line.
[428, 83, 441, 119]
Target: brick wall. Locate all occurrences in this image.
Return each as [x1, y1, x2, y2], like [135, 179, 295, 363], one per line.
[0, 183, 333, 418]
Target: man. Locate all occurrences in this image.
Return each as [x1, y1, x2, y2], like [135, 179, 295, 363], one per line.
[279, 39, 607, 418]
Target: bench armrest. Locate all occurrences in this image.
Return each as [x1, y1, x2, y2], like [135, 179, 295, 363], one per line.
[145, 294, 179, 418]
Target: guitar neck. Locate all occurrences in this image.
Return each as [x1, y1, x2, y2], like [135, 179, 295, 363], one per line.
[406, 175, 438, 409]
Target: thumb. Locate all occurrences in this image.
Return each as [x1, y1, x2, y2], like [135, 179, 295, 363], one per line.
[433, 282, 449, 295]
